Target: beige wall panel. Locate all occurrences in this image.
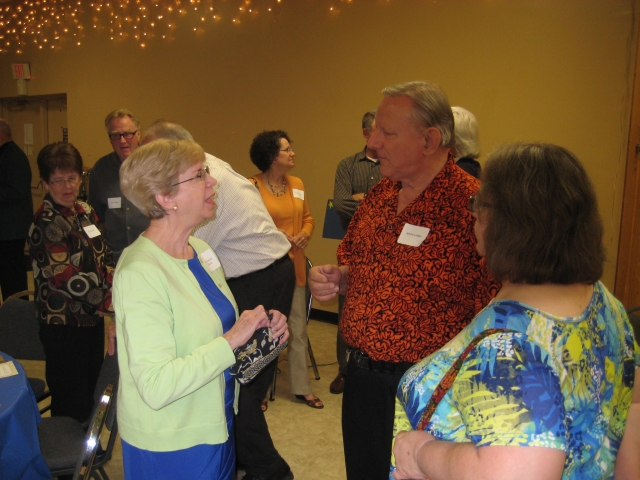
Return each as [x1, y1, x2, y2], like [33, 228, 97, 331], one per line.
[1, 0, 638, 310]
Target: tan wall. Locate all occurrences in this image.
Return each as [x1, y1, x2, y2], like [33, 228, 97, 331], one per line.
[1, 0, 638, 312]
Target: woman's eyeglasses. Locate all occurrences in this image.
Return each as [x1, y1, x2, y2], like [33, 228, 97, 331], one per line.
[469, 194, 492, 213]
[172, 165, 210, 186]
[49, 176, 81, 187]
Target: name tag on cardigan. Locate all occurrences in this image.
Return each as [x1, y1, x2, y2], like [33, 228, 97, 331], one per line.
[292, 189, 304, 200]
[82, 225, 101, 238]
[107, 197, 122, 209]
[398, 224, 430, 246]
[200, 249, 221, 272]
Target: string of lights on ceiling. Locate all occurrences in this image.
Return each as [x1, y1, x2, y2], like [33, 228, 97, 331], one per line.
[0, 0, 352, 54]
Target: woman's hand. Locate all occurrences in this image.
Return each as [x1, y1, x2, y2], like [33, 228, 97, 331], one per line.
[107, 320, 117, 355]
[268, 310, 289, 342]
[290, 231, 309, 249]
[223, 306, 271, 350]
[392, 430, 435, 480]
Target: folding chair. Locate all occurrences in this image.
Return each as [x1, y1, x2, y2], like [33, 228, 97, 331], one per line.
[38, 349, 120, 480]
[0, 290, 51, 413]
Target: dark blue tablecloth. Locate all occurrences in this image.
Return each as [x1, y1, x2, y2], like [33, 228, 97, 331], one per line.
[0, 352, 51, 480]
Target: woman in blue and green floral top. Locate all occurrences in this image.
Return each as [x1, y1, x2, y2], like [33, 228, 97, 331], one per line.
[391, 143, 639, 480]
[29, 142, 115, 423]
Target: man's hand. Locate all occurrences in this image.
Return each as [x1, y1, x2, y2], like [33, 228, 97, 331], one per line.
[352, 193, 365, 201]
[309, 265, 345, 301]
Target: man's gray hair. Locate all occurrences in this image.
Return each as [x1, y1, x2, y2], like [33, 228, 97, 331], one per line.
[144, 121, 195, 142]
[452, 106, 480, 160]
[104, 108, 140, 131]
[362, 110, 376, 132]
[381, 81, 454, 148]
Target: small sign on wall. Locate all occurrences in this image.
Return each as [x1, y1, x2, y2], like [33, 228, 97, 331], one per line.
[12, 63, 31, 79]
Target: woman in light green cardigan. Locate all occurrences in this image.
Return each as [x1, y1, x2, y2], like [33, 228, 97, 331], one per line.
[114, 139, 289, 480]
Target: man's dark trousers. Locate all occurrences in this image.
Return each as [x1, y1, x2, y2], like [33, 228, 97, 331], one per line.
[227, 255, 295, 478]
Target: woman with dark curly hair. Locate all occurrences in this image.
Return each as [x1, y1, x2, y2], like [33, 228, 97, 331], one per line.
[249, 130, 323, 409]
[390, 143, 639, 480]
[29, 142, 116, 423]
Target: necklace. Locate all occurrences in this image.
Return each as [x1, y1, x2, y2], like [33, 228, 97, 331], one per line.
[267, 177, 286, 197]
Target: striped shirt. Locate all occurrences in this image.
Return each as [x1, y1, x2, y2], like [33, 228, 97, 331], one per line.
[194, 153, 291, 278]
[333, 149, 383, 231]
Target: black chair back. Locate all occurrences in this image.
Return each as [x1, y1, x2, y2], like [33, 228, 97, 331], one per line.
[0, 297, 44, 360]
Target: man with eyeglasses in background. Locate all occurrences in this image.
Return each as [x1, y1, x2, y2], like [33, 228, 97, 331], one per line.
[88, 109, 150, 263]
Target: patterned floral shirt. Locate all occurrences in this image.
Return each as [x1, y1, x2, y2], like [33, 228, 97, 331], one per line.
[393, 281, 639, 479]
[337, 157, 498, 363]
[29, 194, 114, 326]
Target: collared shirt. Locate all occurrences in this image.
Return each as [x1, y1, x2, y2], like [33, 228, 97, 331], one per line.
[88, 151, 150, 262]
[29, 193, 114, 326]
[333, 148, 383, 231]
[337, 157, 499, 363]
[194, 154, 291, 279]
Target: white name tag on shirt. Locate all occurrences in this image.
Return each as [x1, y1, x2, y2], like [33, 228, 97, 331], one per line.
[82, 225, 101, 238]
[398, 224, 430, 246]
[292, 189, 304, 200]
[200, 249, 221, 272]
[108, 197, 122, 209]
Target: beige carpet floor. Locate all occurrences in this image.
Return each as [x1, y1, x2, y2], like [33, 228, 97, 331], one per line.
[21, 318, 347, 480]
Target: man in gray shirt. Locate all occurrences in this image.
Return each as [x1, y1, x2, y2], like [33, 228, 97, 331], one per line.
[142, 121, 296, 480]
[330, 110, 382, 394]
[88, 109, 149, 263]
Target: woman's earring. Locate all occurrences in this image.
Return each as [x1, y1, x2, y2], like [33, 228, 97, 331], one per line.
[173, 205, 178, 211]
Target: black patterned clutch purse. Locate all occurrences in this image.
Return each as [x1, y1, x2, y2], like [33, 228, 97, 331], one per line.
[229, 326, 288, 384]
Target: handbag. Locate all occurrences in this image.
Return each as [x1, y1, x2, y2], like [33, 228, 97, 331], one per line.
[417, 328, 516, 430]
[229, 324, 288, 385]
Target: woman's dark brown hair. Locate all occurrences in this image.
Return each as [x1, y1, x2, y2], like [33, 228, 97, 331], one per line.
[479, 143, 604, 285]
[37, 142, 83, 182]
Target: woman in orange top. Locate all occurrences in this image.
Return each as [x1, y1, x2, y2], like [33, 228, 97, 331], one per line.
[249, 130, 322, 409]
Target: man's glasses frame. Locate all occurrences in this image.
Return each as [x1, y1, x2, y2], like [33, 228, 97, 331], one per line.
[109, 130, 138, 141]
[172, 165, 210, 186]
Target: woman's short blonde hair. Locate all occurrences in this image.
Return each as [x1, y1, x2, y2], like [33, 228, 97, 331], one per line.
[120, 139, 205, 219]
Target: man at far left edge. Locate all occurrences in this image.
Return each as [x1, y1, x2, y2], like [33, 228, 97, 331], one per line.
[0, 118, 33, 301]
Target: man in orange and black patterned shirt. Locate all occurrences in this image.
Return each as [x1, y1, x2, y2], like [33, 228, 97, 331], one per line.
[310, 81, 498, 480]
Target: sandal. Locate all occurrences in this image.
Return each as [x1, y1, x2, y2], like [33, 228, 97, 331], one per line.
[295, 394, 324, 409]
[260, 398, 268, 412]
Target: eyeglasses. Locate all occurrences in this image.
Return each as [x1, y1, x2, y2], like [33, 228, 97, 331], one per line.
[109, 130, 138, 141]
[172, 165, 210, 186]
[49, 176, 81, 187]
[469, 194, 492, 213]
[279, 147, 293, 153]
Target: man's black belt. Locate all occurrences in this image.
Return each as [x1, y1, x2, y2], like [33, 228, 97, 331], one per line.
[232, 254, 289, 281]
[351, 349, 414, 374]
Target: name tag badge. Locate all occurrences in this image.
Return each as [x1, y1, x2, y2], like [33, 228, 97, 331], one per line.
[108, 197, 122, 209]
[82, 224, 101, 238]
[200, 249, 221, 272]
[292, 189, 304, 200]
[398, 224, 430, 247]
